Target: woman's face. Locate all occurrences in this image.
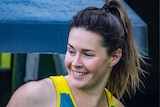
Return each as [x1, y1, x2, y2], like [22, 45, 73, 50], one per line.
[65, 27, 113, 90]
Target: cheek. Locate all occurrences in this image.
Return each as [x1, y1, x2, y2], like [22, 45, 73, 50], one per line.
[86, 59, 109, 74]
[64, 53, 71, 69]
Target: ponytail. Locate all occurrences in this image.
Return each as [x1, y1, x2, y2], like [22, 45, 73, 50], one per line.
[104, 0, 146, 100]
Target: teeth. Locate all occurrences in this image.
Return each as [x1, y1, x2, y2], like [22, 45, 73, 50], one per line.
[74, 71, 88, 76]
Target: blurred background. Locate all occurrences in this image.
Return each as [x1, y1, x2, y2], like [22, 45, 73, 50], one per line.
[0, 0, 159, 107]
[124, 0, 159, 106]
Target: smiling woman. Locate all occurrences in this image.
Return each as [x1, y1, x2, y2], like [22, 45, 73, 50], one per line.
[7, 0, 146, 107]
[65, 28, 113, 91]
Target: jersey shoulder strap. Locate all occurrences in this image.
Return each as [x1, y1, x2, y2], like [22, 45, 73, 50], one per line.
[105, 88, 117, 107]
[49, 76, 77, 107]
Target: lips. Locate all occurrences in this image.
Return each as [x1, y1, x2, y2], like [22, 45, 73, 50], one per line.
[73, 71, 89, 76]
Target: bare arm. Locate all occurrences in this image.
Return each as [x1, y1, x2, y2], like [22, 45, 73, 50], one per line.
[7, 78, 56, 107]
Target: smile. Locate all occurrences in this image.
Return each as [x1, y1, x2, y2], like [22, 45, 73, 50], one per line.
[73, 71, 89, 76]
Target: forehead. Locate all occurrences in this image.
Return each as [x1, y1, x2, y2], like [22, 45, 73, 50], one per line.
[68, 28, 103, 49]
[68, 27, 103, 43]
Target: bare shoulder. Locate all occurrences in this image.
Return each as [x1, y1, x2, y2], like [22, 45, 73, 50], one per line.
[114, 97, 125, 107]
[7, 78, 56, 107]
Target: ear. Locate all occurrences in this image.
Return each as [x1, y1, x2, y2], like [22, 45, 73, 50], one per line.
[109, 48, 122, 67]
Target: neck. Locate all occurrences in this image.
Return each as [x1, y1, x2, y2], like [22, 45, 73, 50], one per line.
[65, 75, 110, 107]
[72, 87, 108, 107]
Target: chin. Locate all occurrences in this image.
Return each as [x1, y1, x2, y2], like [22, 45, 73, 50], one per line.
[70, 76, 87, 89]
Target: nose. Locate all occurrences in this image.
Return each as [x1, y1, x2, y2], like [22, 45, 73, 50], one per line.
[72, 54, 82, 67]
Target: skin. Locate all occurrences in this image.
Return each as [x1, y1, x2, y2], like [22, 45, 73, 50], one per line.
[7, 27, 124, 107]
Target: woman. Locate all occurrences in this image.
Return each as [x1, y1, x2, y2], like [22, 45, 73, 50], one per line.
[7, 0, 145, 107]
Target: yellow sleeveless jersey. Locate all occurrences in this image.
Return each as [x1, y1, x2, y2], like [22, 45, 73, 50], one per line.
[50, 76, 117, 107]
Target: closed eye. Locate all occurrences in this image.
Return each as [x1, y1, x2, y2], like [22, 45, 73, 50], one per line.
[83, 51, 95, 58]
[84, 53, 94, 57]
[67, 45, 76, 56]
[68, 49, 75, 55]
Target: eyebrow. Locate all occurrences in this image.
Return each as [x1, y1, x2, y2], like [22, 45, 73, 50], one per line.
[67, 43, 74, 48]
[67, 43, 96, 52]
